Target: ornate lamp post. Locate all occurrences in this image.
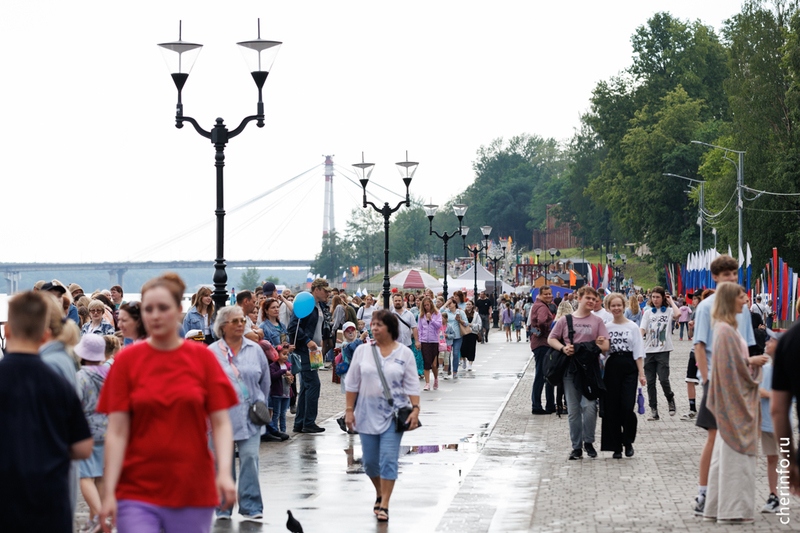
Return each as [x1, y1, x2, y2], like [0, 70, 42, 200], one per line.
[488, 240, 508, 328]
[548, 247, 559, 287]
[533, 247, 542, 283]
[424, 203, 468, 302]
[353, 152, 416, 309]
[463, 226, 492, 304]
[159, 20, 281, 311]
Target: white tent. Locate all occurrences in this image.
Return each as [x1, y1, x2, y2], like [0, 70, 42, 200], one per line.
[390, 268, 443, 290]
[441, 264, 515, 297]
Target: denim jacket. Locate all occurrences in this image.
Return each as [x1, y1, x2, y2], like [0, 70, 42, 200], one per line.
[183, 306, 211, 335]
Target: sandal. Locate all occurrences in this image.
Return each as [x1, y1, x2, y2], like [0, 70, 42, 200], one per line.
[373, 496, 382, 515]
[377, 507, 389, 522]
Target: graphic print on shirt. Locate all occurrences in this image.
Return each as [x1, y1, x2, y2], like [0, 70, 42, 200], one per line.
[570, 323, 595, 339]
[608, 327, 633, 352]
[644, 312, 670, 350]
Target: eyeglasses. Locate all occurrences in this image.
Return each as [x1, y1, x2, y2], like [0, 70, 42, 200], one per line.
[89, 309, 104, 314]
[227, 318, 247, 325]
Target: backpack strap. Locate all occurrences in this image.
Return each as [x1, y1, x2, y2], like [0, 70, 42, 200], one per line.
[565, 314, 575, 345]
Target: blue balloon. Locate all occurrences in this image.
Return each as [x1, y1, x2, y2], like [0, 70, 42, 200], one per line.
[293, 291, 315, 319]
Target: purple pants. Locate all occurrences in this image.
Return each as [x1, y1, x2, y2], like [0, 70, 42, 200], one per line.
[117, 499, 214, 533]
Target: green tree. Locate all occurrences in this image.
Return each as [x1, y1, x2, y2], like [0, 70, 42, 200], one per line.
[239, 267, 262, 292]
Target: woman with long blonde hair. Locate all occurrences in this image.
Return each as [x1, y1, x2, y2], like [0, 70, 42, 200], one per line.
[624, 295, 642, 326]
[703, 283, 769, 524]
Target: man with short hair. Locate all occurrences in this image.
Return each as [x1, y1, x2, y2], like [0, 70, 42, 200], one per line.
[691, 255, 757, 515]
[392, 293, 419, 354]
[236, 290, 263, 342]
[529, 286, 555, 414]
[476, 291, 492, 343]
[750, 295, 768, 324]
[0, 291, 93, 532]
[288, 278, 330, 433]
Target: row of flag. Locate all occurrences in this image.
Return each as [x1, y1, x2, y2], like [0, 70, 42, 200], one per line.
[586, 263, 614, 291]
[665, 245, 800, 322]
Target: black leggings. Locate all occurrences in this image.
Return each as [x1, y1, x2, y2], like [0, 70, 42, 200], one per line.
[601, 352, 638, 452]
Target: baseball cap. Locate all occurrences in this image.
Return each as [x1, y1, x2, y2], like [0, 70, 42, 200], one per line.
[262, 281, 277, 295]
[342, 321, 356, 332]
[74, 335, 106, 362]
[40, 281, 67, 295]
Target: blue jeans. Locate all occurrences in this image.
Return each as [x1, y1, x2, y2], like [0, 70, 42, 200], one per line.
[217, 433, 262, 517]
[563, 371, 598, 450]
[295, 369, 320, 430]
[270, 396, 290, 432]
[679, 322, 687, 338]
[531, 346, 554, 411]
[451, 337, 463, 374]
[359, 425, 404, 480]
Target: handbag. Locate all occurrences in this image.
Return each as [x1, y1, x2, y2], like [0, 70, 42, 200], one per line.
[456, 312, 471, 336]
[248, 401, 271, 426]
[470, 313, 482, 334]
[544, 314, 575, 388]
[371, 344, 420, 432]
[335, 352, 350, 376]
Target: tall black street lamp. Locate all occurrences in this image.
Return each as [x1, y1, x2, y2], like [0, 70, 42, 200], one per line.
[463, 226, 492, 304]
[353, 152, 416, 309]
[533, 247, 542, 283]
[547, 247, 559, 287]
[159, 20, 281, 311]
[488, 240, 507, 328]
[424, 203, 468, 302]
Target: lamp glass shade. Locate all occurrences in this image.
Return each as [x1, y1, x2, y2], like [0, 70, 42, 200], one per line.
[236, 39, 282, 88]
[533, 248, 542, 256]
[423, 204, 438, 218]
[501, 241, 507, 251]
[606, 253, 613, 260]
[353, 160, 375, 185]
[620, 254, 627, 261]
[480, 225, 492, 237]
[396, 158, 419, 179]
[549, 248, 557, 256]
[453, 204, 468, 218]
[461, 226, 470, 237]
[158, 40, 203, 90]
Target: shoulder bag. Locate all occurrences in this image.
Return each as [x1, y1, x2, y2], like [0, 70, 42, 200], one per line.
[456, 312, 471, 336]
[371, 343, 421, 432]
[544, 314, 575, 388]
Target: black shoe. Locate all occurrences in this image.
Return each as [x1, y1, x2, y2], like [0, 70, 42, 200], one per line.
[545, 406, 556, 414]
[276, 431, 290, 441]
[531, 408, 549, 415]
[337, 417, 348, 433]
[262, 433, 282, 442]
[301, 425, 325, 433]
[613, 452, 623, 459]
[625, 444, 634, 457]
[668, 397, 676, 416]
[292, 426, 303, 433]
[584, 442, 597, 458]
[569, 448, 582, 460]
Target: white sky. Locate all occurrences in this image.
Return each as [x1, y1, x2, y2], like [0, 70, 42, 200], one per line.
[1, 0, 744, 263]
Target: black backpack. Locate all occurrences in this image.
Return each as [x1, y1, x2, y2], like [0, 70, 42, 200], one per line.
[544, 314, 574, 387]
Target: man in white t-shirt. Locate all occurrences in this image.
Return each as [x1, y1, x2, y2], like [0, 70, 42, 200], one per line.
[639, 287, 681, 421]
[750, 295, 768, 323]
[592, 296, 613, 324]
[392, 294, 419, 351]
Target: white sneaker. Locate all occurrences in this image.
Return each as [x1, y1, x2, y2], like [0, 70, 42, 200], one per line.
[467, 362, 473, 371]
[241, 513, 263, 521]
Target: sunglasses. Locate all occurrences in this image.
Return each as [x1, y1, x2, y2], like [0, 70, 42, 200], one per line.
[89, 309, 104, 314]
[227, 318, 247, 325]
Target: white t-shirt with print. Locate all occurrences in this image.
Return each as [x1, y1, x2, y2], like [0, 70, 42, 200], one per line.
[639, 307, 674, 353]
[592, 308, 613, 324]
[605, 320, 645, 361]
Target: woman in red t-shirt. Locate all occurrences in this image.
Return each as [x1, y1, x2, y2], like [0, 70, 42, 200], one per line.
[98, 274, 238, 533]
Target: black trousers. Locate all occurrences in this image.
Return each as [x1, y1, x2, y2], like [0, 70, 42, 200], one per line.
[601, 352, 638, 453]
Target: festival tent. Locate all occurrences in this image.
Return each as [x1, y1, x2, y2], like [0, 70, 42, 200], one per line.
[453, 264, 515, 294]
[390, 269, 443, 290]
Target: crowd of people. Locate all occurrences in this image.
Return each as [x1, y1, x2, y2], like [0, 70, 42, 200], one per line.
[1, 255, 797, 530]
[525, 254, 793, 523]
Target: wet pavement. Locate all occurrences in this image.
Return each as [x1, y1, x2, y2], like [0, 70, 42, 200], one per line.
[75, 329, 800, 532]
[211, 333, 532, 532]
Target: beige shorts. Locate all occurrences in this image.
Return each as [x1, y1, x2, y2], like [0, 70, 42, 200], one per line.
[761, 431, 777, 456]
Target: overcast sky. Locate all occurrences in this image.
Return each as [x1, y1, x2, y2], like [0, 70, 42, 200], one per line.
[1, 0, 744, 264]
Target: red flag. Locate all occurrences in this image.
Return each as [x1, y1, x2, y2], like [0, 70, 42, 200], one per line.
[773, 248, 779, 315]
[591, 263, 598, 289]
[676, 264, 683, 296]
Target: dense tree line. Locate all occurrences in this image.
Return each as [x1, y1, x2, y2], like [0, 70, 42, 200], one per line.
[313, 1, 800, 279]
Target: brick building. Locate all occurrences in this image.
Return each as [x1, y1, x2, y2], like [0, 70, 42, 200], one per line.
[532, 204, 580, 250]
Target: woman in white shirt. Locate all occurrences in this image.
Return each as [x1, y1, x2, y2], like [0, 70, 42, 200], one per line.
[357, 294, 379, 331]
[601, 292, 646, 459]
[344, 310, 420, 523]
